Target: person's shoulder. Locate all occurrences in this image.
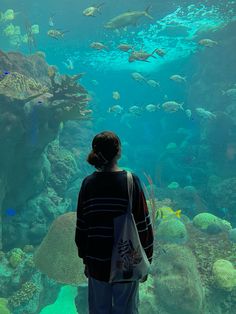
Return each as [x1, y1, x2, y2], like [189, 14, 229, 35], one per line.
[81, 172, 96, 186]
[130, 172, 142, 188]
[130, 172, 139, 181]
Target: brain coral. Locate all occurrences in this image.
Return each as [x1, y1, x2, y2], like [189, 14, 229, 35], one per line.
[156, 218, 187, 243]
[212, 259, 236, 291]
[155, 244, 205, 314]
[33, 212, 87, 285]
[193, 212, 232, 231]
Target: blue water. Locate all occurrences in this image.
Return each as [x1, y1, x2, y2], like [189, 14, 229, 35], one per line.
[1, 0, 236, 313]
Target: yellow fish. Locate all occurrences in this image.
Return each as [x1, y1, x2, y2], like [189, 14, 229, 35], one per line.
[155, 206, 181, 220]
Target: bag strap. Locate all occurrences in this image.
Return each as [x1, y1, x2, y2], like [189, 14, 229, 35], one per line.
[127, 171, 133, 214]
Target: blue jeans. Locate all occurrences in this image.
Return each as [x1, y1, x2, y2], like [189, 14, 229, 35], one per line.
[88, 276, 140, 314]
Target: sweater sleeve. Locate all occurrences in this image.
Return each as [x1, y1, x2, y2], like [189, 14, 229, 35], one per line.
[132, 174, 154, 264]
[75, 180, 88, 263]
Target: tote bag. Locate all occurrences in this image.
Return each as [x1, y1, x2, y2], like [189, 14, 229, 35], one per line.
[109, 171, 151, 283]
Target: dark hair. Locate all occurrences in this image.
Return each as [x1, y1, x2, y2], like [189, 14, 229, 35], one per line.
[87, 131, 121, 170]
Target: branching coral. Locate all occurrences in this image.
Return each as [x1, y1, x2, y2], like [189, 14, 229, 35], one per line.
[47, 70, 91, 121]
[8, 281, 38, 308]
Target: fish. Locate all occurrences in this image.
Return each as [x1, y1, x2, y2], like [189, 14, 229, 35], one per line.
[108, 105, 124, 114]
[128, 105, 142, 115]
[90, 41, 108, 50]
[63, 58, 74, 70]
[145, 104, 160, 112]
[226, 143, 236, 161]
[104, 6, 153, 30]
[199, 38, 218, 47]
[219, 207, 230, 220]
[155, 48, 166, 57]
[80, 109, 93, 116]
[0, 70, 10, 79]
[185, 109, 192, 119]
[112, 91, 120, 100]
[146, 79, 160, 88]
[48, 13, 55, 27]
[222, 88, 236, 99]
[170, 74, 186, 83]
[129, 48, 158, 63]
[195, 107, 216, 119]
[5, 208, 16, 217]
[91, 79, 99, 86]
[155, 206, 182, 220]
[131, 72, 146, 82]
[83, 3, 105, 17]
[117, 43, 133, 52]
[47, 29, 68, 40]
[47, 66, 56, 77]
[162, 101, 184, 113]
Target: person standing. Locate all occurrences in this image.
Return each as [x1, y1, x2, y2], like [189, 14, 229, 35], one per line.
[75, 131, 154, 314]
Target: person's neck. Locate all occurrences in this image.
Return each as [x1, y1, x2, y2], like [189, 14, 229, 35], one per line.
[100, 164, 121, 172]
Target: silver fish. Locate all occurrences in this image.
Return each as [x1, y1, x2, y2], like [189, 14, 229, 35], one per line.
[104, 6, 153, 30]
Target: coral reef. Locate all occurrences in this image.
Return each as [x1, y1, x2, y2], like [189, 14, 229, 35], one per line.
[208, 177, 236, 215]
[149, 220, 236, 313]
[212, 259, 236, 291]
[0, 48, 91, 311]
[154, 244, 205, 314]
[0, 71, 48, 102]
[185, 225, 236, 312]
[0, 298, 11, 314]
[8, 281, 38, 308]
[156, 218, 187, 244]
[8, 248, 25, 268]
[139, 275, 158, 312]
[228, 228, 236, 243]
[22, 245, 34, 253]
[33, 212, 87, 285]
[186, 224, 236, 288]
[46, 140, 78, 195]
[0, 49, 91, 250]
[193, 212, 232, 232]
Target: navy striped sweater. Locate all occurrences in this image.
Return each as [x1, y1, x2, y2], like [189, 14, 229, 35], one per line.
[75, 170, 154, 282]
